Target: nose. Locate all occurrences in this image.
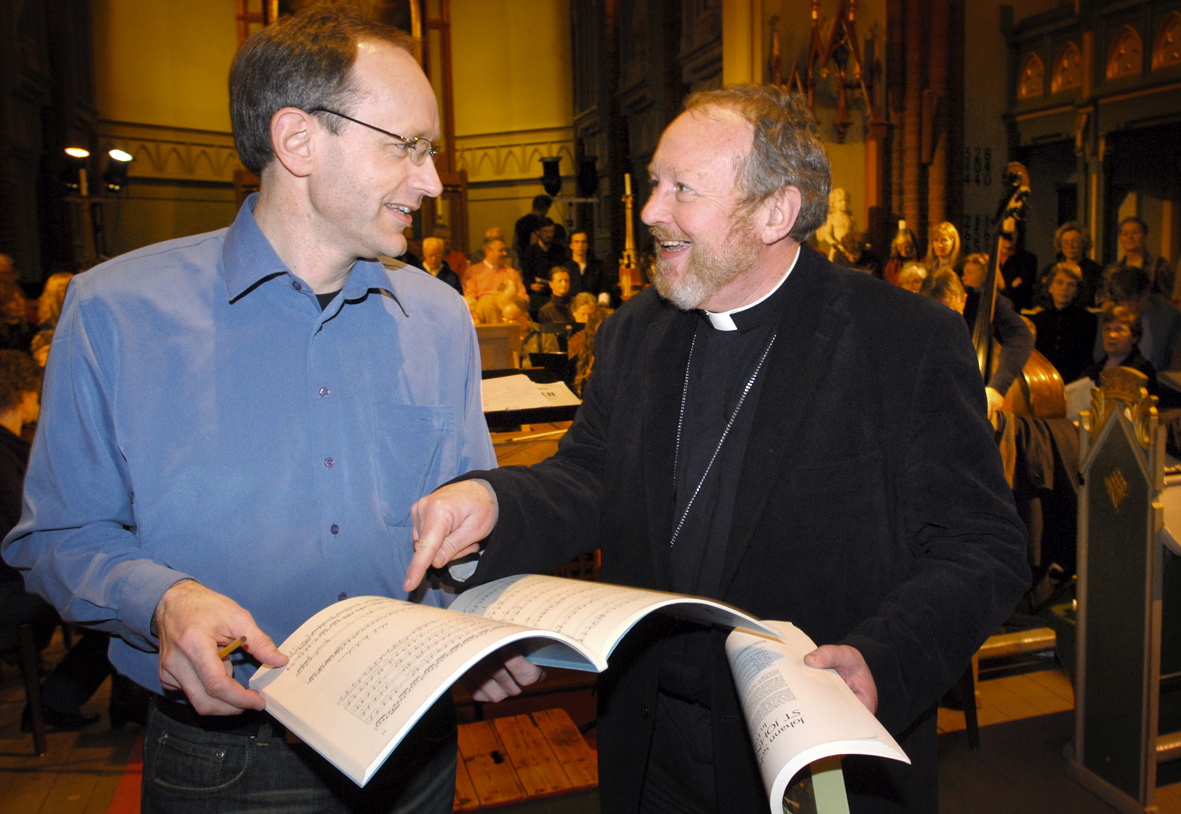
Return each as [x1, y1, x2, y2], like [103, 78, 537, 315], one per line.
[416, 157, 444, 198]
[640, 188, 665, 226]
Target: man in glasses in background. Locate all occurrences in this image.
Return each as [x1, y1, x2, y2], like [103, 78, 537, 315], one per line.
[3, 6, 531, 812]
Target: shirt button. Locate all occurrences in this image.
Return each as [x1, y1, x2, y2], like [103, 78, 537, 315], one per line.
[319, 387, 330, 398]
[292, 280, 303, 291]
[324, 457, 334, 468]
[338, 592, 348, 601]
[330, 524, 339, 535]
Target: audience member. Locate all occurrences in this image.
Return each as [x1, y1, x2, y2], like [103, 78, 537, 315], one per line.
[566, 230, 620, 307]
[923, 266, 1034, 415]
[473, 279, 522, 325]
[960, 253, 990, 290]
[35, 272, 74, 330]
[421, 236, 463, 295]
[882, 223, 919, 286]
[570, 291, 597, 324]
[1104, 264, 1181, 372]
[1029, 263, 1097, 383]
[1039, 222, 1102, 307]
[1117, 216, 1175, 303]
[1083, 305, 1157, 390]
[923, 221, 962, 273]
[514, 194, 552, 256]
[571, 306, 613, 396]
[0, 350, 113, 732]
[521, 218, 570, 315]
[501, 296, 559, 357]
[29, 330, 53, 368]
[538, 267, 574, 324]
[996, 232, 1037, 311]
[432, 223, 468, 279]
[464, 237, 524, 301]
[897, 261, 927, 293]
[0, 281, 35, 353]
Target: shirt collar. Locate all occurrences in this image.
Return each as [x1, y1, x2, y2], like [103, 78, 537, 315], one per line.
[222, 193, 397, 304]
[700, 247, 800, 332]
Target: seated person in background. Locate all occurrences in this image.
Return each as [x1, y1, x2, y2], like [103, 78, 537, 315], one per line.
[883, 224, 919, 286]
[996, 232, 1037, 311]
[421, 237, 463, 295]
[464, 237, 524, 301]
[923, 221, 961, 274]
[1083, 305, 1157, 391]
[897, 261, 927, 293]
[566, 231, 620, 307]
[1029, 263, 1097, 383]
[35, 272, 74, 331]
[0, 281, 35, 353]
[1117, 216, 1175, 304]
[922, 267, 1034, 415]
[571, 306, 612, 396]
[473, 279, 521, 325]
[30, 330, 53, 368]
[565, 292, 601, 360]
[1102, 264, 1181, 372]
[960, 252, 991, 291]
[501, 296, 559, 358]
[538, 267, 574, 324]
[393, 226, 421, 268]
[432, 223, 468, 280]
[0, 350, 112, 732]
[1038, 222, 1103, 308]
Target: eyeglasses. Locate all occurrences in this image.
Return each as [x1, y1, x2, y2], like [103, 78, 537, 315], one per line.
[308, 108, 439, 165]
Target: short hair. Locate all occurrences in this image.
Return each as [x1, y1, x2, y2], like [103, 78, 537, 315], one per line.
[1048, 262, 1082, 285]
[1101, 304, 1142, 343]
[537, 217, 555, 230]
[1054, 221, 1091, 254]
[1119, 216, 1148, 235]
[572, 292, 597, 311]
[898, 262, 927, 285]
[229, 4, 417, 175]
[0, 349, 41, 413]
[921, 267, 965, 306]
[570, 230, 588, 241]
[962, 253, 989, 270]
[532, 195, 552, 211]
[483, 236, 506, 249]
[682, 85, 831, 242]
[422, 236, 443, 253]
[549, 267, 570, 280]
[1106, 264, 1151, 301]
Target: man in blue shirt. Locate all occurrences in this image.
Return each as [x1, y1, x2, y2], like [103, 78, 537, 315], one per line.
[1, 6, 529, 812]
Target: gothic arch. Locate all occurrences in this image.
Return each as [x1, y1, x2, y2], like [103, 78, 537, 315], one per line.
[1107, 24, 1143, 79]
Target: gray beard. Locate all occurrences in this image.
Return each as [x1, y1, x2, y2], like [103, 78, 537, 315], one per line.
[652, 223, 760, 311]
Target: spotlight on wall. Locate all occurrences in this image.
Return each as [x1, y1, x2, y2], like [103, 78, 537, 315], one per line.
[63, 147, 91, 195]
[103, 149, 134, 194]
[540, 157, 562, 196]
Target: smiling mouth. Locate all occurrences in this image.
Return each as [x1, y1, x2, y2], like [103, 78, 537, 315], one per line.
[387, 203, 413, 215]
[659, 240, 690, 252]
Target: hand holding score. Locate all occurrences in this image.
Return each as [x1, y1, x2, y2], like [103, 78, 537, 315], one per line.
[155, 579, 288, 715]
[405, 478, 499, 591]
[803, 644, 879, 714]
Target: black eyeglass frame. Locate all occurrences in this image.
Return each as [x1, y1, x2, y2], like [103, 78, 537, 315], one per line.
[307, 108, 440, 164]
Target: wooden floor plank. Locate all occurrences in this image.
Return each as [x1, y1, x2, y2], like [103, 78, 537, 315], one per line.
[457, 719, 525, 807]
[452, 750, 480, 812]
[531, 709, 597, 790]
[492, 714, 570, 797]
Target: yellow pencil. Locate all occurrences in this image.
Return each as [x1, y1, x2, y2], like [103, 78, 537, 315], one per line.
[218, 635, 246, 660]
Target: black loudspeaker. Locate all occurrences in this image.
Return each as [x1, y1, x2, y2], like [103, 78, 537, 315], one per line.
[540, 157, 562, 196]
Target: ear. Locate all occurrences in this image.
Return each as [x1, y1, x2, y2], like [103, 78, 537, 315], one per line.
[757, 186, 802, 245]
[270, 107, 316, 178]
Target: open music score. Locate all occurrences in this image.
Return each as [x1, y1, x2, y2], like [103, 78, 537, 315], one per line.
[251, 575, 906, 811]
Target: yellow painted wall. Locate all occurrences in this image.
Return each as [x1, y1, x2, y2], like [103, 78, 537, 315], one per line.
[92, 0, 238, 132]
[450, 0, 574, 253]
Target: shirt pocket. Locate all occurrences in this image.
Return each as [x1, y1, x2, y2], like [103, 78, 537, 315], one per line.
[371, 404, 457, 527]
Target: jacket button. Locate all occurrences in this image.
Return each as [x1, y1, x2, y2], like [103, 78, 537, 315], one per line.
[639, 703, 649, 720]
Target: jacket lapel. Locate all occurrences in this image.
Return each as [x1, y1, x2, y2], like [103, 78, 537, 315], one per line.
[719, 250, 850, 596]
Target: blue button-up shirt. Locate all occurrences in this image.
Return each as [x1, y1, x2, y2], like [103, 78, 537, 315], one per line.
[2, 196, 495, 692]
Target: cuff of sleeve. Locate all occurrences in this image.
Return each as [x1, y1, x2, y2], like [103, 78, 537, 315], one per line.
[116, 562, 195, 652]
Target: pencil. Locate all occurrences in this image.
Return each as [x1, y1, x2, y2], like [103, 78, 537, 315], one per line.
[218, 635, 246, 660]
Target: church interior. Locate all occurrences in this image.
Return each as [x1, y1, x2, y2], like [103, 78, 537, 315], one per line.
[2, 0, 1181, 812]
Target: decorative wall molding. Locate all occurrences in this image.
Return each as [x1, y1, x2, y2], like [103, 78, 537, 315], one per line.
[454, 127, 576, 185]
[97, 120, 239, 184]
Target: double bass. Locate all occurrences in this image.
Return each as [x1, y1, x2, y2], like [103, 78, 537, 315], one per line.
[972, 162, 1066, 418]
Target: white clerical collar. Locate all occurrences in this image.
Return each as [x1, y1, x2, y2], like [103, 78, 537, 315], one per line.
[702, 249, 800, 331]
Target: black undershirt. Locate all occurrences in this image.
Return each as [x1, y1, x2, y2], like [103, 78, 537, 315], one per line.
[316, 290, 341, 310]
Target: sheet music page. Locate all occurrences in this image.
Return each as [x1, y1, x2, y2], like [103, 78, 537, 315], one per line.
[449, 574, 777, 665]
[725, 621, 908, 813]
[534, 379, 581, 407]
[481, 374, 551, 411]
[249, 596, 593, 786]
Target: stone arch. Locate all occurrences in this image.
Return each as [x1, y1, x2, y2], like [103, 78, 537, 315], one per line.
[1017, 52, 1044, 100]
[1152, 10, 1181, 70]
[1107, 24, 1143, 79]
[1051, 41, 1083, 93]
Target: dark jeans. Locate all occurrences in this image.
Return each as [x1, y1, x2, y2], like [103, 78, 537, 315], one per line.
[143, 696, 456, 813]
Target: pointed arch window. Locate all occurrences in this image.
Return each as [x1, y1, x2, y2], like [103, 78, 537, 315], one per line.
[1107, 24, 1143, 79]
[1051, 42, 1083, 93]
[1017, 52, 1045, 100]
[1152, 11, 1181, 70]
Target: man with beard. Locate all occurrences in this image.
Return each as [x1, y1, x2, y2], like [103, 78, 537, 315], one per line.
[406, 85, 1028, 813]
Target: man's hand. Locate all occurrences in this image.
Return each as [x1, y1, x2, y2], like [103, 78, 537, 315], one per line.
[804, 644, 878, 714]
[405, 479, 499, 592]
[985, 386, 1005, 417]
[460, 648, 546, 703]
[155, 580, 288, 716]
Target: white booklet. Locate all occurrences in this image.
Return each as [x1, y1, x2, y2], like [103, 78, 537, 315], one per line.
[249, 574, 908, 812]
